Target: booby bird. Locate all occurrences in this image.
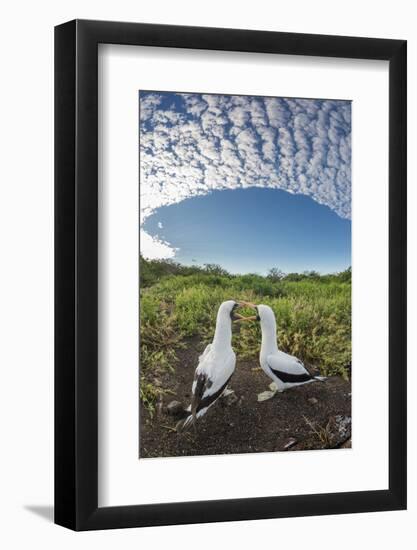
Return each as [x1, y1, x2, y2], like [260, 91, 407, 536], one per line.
[176, 300, 248, 432]
[240, 302, 326, 400]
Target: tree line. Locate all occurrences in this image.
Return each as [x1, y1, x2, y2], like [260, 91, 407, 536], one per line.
[140, 255, 351, 288]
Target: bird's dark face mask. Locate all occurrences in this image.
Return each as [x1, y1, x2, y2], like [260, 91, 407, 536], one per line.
[230, 302, 240, 321]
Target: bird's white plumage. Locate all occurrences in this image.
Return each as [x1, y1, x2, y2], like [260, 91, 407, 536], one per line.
[198, 343, 212, 362]
[257, 304, 320, 393]
[178, 300, 237, 431]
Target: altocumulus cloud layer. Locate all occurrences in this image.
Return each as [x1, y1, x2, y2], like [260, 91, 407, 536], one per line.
[140, 91, 351, 259]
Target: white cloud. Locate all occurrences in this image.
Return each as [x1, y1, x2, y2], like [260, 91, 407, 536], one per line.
[139, 92, 351, 259]
[140, 229, 177, 260]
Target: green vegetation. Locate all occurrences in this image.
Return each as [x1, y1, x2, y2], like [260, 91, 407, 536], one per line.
[140, 256, 351, 414]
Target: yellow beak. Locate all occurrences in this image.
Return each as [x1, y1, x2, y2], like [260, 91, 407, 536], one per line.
[233, 313, 258, 323]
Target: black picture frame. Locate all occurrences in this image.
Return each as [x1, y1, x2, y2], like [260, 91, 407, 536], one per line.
[55, 19, 407, 531]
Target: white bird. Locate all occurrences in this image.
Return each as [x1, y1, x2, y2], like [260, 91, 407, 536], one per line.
[177, 300, 246, 432]
[240, 303, 326, 400]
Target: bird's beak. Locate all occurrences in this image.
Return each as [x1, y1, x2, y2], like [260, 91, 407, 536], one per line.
[237, 301, 257, 311]
[233, 313, 258, 323]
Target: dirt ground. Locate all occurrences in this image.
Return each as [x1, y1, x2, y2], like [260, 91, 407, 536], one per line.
[139, 336, 351, 458]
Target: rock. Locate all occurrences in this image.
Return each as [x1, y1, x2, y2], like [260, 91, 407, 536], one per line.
[325, 415, 352, 447]
[307, 397, 319, 405]
[334, 415, 351, 439]
[166, 400, 185, 416]
[223, 391, 238, 406]
[340, 438, 352, 449]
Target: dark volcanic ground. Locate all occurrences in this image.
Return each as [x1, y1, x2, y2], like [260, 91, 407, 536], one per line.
[140, 337, 351, 458]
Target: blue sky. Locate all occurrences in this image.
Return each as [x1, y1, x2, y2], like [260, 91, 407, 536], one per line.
[143, 188, 351, 274]
[140, 91, 351, 274]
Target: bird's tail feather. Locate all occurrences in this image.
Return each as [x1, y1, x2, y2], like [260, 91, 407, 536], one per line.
[314, 376, 327, 382]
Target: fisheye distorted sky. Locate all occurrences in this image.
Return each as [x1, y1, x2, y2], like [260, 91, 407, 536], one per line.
[139, 91, 351, 273]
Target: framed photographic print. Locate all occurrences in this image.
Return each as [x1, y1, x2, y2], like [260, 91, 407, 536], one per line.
[55, 20, 406, 530]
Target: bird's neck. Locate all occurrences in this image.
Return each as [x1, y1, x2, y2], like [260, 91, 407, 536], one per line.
[260, 319, 279, 357]
[212, 314, 233, 350]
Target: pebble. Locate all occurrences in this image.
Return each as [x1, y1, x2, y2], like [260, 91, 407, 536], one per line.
[283, 438, 298, 450]
[307, 397, 319, 405]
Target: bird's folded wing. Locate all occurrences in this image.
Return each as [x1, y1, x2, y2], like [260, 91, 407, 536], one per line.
[192, 351, 236, 413]
[267, 352, 312, 382]
[191, 372, 210, 414]
[196, 373, 234, 412]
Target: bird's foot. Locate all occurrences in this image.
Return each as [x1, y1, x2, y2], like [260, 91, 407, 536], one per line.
[268, 382, 284, 393]
[257, 382, 285, 401]
[257, 389, 277, 402]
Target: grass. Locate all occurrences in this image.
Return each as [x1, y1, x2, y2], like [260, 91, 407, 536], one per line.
[139, 257, 351, 414]
[303, 415, 333, 447]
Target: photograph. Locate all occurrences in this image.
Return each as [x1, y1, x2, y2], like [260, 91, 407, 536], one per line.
[139, 90, 352, 458]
